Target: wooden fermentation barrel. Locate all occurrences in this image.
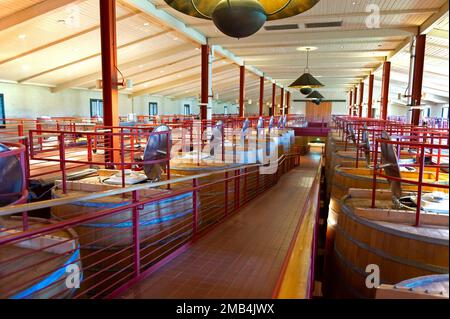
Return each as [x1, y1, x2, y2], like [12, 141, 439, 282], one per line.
[323, 167, 449, 296]
[51, 178, 196, 297]
[326, 189, 449, 298]
[331, 167, 448, 200]
[0, 217, 82, 299]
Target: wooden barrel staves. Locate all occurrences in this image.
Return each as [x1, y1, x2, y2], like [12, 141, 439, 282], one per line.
[323, 167, 449, 297]
[51, 179, 196, 297]
[0, 217, 82, 299]
[327, 189, 449, 298]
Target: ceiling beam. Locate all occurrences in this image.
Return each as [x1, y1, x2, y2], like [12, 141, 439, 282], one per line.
[242, 50, 391, 60]
[0, 12, 138, 67]
[420, 2, 449, 34]
[0, 0, 82, 32]
[157, 7, 439, 27]
[131, 64, 235, 97]
[208, 27, 418, 46]
[427, 29, 449, 42]
[51, 44, 196, 94]
[20, 30, 169, 83]
[223, 39, 403, 50]
[249, 57, 386, 67]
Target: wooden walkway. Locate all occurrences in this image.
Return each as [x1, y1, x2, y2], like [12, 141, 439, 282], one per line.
[120, 154, 322, 299]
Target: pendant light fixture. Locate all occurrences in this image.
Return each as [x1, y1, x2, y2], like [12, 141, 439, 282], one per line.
[289, 47, 324, 93]
[307, 90, 324, 105]
[164, 0, 320, 39]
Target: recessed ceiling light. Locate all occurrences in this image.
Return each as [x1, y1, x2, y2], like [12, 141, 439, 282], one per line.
[143, 22, 150, 26]
[21, 65, 30, 71]
[18, 34, 26, 40]
[173, 37, 179, 41]
[160, 70, 165, 73]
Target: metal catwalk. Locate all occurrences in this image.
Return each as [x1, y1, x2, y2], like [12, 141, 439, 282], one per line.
[120, 154, 321, 299]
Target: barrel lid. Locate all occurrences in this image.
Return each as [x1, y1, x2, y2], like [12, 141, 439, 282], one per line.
[143, 125, 171, 181]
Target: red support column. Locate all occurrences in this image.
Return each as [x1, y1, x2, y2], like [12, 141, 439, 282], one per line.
[367, 74, 374, 118]
[239, 65, 245, 118]
[380, 61, 391, 121]
[200, 45, 209, 121]
[99, 0, 119, 163]
[411, 35, 426, 126]
[353, 86, 358, 116]
[280, 87, 285, 115]
[348, 90, 353, 116]
[271, 83, 276, 117]
[358, 81, 364, 118]
[286, 91, 291, 115]
[259, 76, 264, 116]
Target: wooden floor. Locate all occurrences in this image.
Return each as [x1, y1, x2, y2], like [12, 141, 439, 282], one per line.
[120, 153, 322, 299]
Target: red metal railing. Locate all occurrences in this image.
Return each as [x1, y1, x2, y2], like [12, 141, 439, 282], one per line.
[0, 149, 301, 299]
[371, 137, 449, 227]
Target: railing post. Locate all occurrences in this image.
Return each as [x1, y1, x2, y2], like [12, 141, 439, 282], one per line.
[132, 190, 141, 277]
[243, 167, 247, 204]
[235, 169, 240, 211]
[371, 140, 378, 208]
[224, 172, 229, 217]
[59, 133, 67, 194]
[193, 178, 199, 236]
[166, 131, 171, 189]
[120, 133, 125, 188]
[87, 134, 93, 162]
[356, 129, 360, 168]
[415, 146, 425, 227]
[36, 123, 43, 151]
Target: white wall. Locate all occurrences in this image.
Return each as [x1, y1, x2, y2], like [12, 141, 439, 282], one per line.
[0, 81, 245, 119]
[0, 82, 132, 118]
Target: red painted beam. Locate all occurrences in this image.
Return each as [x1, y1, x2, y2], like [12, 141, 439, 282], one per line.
[100, 0, 118, 128]
[286, 91, 291, 115]
[200, 45, 209, 121]
[358, 82, 364, 118]
[380, 61, 391, 120]
[259, 76, 264, 116]
[271, 83, 276, 117]
[99, 0, 119, 163]
[367, 74, 374, 118]
[411, 35, 426, 126]
[239, 65, 245, 118]
[348, 90, 353, 116]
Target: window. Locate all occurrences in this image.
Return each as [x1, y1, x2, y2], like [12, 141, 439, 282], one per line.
[0, 94, 5, 128]
[90, 99, 103, 118]
[184, 104, 191, 116]
[425, 108, 431, 118]
[149, 102, 158, 116]
[442, 106, 449, 119]
[224, 105, 228, 115]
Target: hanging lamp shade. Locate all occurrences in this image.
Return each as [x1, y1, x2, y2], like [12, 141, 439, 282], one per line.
[164, 0, 320, 38]
[300, 87, 313, 95]
[289, 47, 324, 89]
[307, 90, 324, 100]
[290, 73, 324, 88]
